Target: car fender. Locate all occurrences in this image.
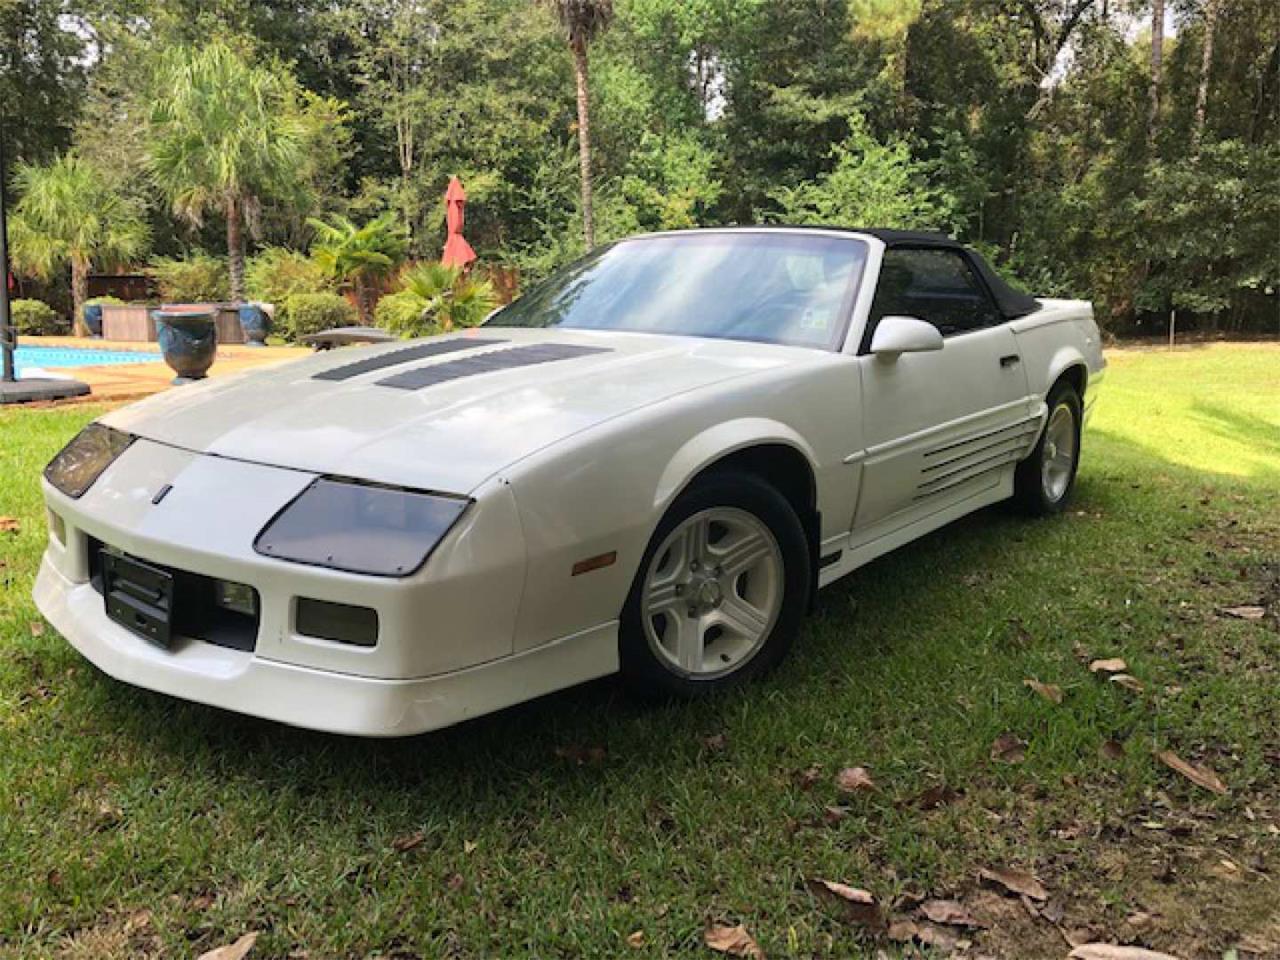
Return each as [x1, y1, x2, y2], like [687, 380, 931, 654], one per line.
[653, 417, 819, 513]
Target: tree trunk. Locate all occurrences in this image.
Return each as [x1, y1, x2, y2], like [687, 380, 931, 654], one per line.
[571, 37, 595, 250]
[226, 195, 246, 304]
[1148, 0, 1164, 144]
[1193, 0, 1219, 151]
[71, 256, 89, 337]
[354, 276, 373, 327]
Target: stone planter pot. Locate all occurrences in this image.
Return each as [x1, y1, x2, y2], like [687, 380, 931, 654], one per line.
[83, 304, 104, 338]
[238, 303, 271, 347]
[153, 309, 218, 384]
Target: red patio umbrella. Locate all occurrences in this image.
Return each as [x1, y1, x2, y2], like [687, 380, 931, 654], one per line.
[441, 176, 477, 269]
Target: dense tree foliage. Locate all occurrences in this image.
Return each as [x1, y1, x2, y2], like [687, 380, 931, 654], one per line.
[3, 0, 1276, 333]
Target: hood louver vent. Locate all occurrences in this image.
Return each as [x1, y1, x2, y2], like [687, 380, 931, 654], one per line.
[376, 343, 611, 391]
[313, 338, 507, 382]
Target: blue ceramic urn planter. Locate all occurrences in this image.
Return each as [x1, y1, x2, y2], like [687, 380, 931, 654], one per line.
[83, 304, 104, 338]
[238, 303, 270, 346]
[154, 309, 218, 385]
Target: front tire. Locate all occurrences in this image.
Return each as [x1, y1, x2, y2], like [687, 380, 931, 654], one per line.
[619, 471, 811, 698]
[1015, 381, 1082, 515]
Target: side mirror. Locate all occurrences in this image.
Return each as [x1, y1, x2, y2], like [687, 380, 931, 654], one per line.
[870, 315, 943, 358]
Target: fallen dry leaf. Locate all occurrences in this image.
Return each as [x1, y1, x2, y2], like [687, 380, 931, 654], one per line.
[913, 784, 958, 810]
[0, 517, 19, 534]
[990, 733, 1028, 764]
[834, 766, 876, 793]
[795, 764, 822, 790]
[919, 898, 983, 928]
[1068, 945, 1182, 960]
[1219, 605, 1265, 620]
[463, 839, 478, 854]
[555, 744, 606, 765]
[1156, 750, 1227, 795]
[391, 831, 425, 853]
[886, 918, 922, 944]
[888, 918, 962, 951]
[979, 866, 1048, 901]
[821, 805, 848, 825]
[29, 621, 46, 637]
[1025, 678, 1064, 704]
[1099, 739, 1125, 760]
[807, 879, 886, 931]
[704, 923, 764, 958]
[1089, 658, 1128, 674]
[1109, 673, 1145, 693]
[197, 932, 259, 960]
[701, 733, 728, 752]
[123, 909, 152, 935]
[626, 929, 646, 948]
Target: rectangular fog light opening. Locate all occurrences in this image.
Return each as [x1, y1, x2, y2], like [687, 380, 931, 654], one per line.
[215, 580, 258, 617]
[295, 598, 379, 648]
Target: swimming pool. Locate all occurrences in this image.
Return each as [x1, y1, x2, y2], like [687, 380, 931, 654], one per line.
[12, 345, 160, 378]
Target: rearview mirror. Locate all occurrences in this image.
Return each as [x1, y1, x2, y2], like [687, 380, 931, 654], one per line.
[870, 315, 943, 358]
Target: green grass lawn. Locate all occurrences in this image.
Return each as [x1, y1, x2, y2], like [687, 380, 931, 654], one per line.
[2, 344, 1277, 959]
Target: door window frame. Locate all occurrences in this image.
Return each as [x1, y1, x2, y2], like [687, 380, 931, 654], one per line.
[857, 243, 1007, 355]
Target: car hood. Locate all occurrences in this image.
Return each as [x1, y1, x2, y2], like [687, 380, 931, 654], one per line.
[102, 328, 816, 493]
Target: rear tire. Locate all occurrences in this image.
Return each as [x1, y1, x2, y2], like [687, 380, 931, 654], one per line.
[1014, 381, 1082, 515]
[619, 471, 811, 698]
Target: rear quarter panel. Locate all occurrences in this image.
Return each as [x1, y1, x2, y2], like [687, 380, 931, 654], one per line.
[1010, 298, 1106, 415]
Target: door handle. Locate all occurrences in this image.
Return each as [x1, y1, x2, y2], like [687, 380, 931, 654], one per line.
[999, 354, 1021, 368]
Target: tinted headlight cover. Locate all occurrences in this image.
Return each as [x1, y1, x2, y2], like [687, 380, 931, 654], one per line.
[254, 478, 470, 577]
[44, 424, 134, 499]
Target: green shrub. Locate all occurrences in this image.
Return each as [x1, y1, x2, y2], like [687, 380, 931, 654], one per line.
[246, 247, 331, 330]
[86, 295, 125, 307]
[149, 253, 230, 303]
[10, 299, 65, 336]
[374, 290, 435, 338]
[284, 292, 356, 341]
[378, 263, 498, 338]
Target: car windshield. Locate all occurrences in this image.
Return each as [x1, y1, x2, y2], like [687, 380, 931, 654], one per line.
[486, 232, 868, 350]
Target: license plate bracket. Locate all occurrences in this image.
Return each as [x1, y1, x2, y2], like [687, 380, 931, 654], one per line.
[102, 550, 174, 649]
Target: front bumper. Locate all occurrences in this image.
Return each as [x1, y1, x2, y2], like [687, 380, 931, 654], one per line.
[35, 555, 617, 737]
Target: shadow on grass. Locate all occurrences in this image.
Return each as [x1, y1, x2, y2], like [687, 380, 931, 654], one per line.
[1190, 400, 1280, 459]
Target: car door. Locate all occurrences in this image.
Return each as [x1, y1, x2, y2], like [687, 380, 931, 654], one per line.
[851, 246, 1036, 532]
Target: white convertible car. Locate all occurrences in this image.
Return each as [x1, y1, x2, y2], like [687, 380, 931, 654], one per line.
[35, 228, 1104, 736]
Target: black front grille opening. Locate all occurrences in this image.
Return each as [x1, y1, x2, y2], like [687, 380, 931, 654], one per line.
[87, 537, 260, 652]
[295, 597, 379, 648]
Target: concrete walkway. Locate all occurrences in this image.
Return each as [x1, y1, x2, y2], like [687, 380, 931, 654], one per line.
[21, 337, 312, 403]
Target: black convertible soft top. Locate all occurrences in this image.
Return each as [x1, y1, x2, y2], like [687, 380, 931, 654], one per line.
[852, 228, 1042, 320]
[722, 225, 1041, 320]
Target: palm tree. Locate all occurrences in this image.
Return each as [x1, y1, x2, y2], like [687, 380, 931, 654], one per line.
[9, 155, 148, 335]
[308, 213, 410, 326]
[540, 0, 615, 249]
[402, 262, 497, 332]
[149, 43, 303, 303]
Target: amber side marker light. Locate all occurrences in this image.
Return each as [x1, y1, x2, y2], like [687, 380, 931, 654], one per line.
[571, 551, 617, 576]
